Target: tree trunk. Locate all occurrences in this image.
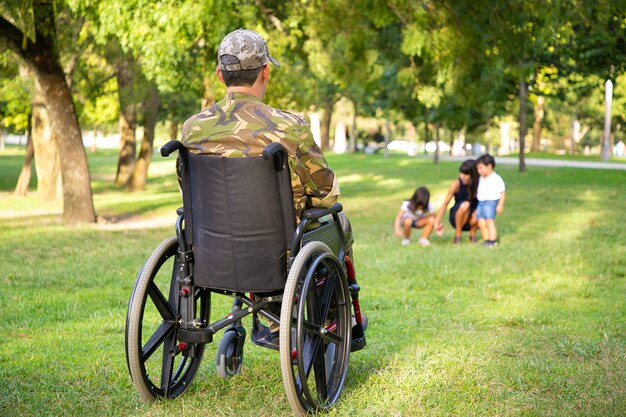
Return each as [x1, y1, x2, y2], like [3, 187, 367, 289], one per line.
[128, 85, 160, 192]
[14, 116, 34, 196]
[434, 123, 440, 164]
[531, 95, 544, 152]
[115, 58, 137, 186]
[39, 70, 96, 222]
[518, 75, 528, 172]
[31, 84, 62, 201]
[320, 100, 334, 151]
[169, 121, 178, 140]
[349, 100, 357, 153]
[571, 119, 580, 154]
[0, 1, 96, 223]
[384, 119, 391, 158]
[91, 127, 98, 154]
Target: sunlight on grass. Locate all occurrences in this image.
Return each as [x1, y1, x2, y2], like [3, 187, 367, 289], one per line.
[337, 173, 369, 186]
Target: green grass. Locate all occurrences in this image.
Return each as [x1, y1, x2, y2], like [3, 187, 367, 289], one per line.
[0, 149, 624, 416]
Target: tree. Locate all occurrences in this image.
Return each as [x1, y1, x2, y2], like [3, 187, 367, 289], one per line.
[109, 47, 141, 186]
[0, 0, 96, 223]
[73, 0, 256, 189]
[299, 0, 393, 152]
[127, 82, 160, 191]
[437, 1, 574, 170]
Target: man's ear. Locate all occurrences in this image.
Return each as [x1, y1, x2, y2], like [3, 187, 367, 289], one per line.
[216, 67, 225, 84]
[262, 64, 270, 81]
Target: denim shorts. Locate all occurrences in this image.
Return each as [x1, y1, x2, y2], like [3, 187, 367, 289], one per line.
[476, 200, 499, 220]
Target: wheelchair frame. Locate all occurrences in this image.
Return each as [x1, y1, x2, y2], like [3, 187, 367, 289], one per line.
[125, 140, 366, 416]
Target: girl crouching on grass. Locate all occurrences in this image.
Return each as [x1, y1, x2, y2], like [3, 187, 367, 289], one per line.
[394, 186, 436, 246]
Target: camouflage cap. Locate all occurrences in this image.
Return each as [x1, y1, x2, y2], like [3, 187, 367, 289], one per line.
[217, 29, 280, 71]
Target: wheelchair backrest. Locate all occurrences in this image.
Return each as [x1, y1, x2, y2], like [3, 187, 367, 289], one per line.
[181, 149, 296, 292]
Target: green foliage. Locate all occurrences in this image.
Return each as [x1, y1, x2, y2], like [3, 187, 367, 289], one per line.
[0, 52, 31, 133]
[1, 0, 625, 153]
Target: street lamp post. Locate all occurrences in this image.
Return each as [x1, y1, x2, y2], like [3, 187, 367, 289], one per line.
[602, 79, 613, 161]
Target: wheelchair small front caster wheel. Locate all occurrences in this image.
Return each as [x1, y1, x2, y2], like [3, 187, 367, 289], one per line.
[216, 329, 245, 380]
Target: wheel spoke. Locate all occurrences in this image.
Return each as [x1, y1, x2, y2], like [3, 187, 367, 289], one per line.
[160, 331, 177, 396]
[301, 319, 343, 344]
[172, 355, 188, 382]
[148, 282, 176, 321]
[312, 339, 328, 400]
[142, 321, 175, 362]
[315, 268, 337, 324]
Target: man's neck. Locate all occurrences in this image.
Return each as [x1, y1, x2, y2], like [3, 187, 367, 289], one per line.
[225, 86, 264, 101]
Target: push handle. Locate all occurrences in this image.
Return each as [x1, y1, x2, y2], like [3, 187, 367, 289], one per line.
[262, 142, 288, 172]
[161, 140, 186, 157]
[161, 140, 192, 245]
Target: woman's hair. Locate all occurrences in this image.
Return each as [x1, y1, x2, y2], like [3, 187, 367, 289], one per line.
[460, 159, 479, 200]
[408, 186, 430, 212]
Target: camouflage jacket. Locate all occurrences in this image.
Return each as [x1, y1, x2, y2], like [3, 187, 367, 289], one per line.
[180, 92, 340, 221]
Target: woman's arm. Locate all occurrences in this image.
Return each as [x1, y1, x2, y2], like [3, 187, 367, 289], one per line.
[434, 180, 459, 230]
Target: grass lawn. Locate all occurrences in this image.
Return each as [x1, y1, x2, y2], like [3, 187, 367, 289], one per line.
[0, 149, 624, 416]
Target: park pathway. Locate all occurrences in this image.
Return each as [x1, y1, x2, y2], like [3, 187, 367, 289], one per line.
[437, 155, 626, 170]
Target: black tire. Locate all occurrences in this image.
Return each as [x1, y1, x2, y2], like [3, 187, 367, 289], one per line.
[279, 242, 351, 416]
[125, 236, 208, 402]
[216, 330, 244, 380]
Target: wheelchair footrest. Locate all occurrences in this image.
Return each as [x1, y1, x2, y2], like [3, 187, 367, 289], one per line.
[350, 322, 366, 352]
[251, 322, 280, 351]
[351, 336, 366, 352]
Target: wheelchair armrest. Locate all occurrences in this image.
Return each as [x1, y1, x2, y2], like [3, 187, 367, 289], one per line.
[262, 142, 288, 171]
[161, 140, 186, 157]
[301, 203, 343, 220]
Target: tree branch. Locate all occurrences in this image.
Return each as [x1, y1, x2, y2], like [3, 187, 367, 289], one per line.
[0, 16, 33, 61]
[255, 0, 284, 32]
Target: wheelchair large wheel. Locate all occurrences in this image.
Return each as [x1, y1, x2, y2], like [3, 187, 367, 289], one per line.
[125, 236, 208, 402]
[279, 242, 351, 416]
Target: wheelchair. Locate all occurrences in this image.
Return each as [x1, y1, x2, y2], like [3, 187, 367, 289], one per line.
[125, 140, 366, 415]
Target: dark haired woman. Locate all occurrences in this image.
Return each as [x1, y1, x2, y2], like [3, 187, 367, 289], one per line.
[433, 159, 479, 244]
[394, 186, 435, 246]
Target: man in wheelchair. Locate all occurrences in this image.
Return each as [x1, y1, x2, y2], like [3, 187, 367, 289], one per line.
[180, 29, 361, 342]
[126, 28, 366, 415]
